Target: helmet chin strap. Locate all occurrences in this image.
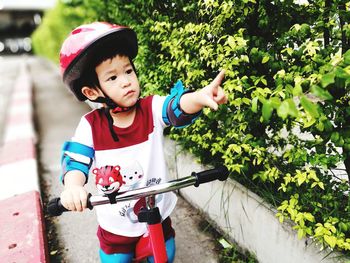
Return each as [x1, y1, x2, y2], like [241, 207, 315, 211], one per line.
[92, 96, 135, 113]
[90, 95, 137, 142]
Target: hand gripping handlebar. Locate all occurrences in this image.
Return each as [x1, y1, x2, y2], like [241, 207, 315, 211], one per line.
[47, 166, 229, 216]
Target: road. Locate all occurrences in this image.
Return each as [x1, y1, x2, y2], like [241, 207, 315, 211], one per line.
[0, 56, 21, 145]
[20, 55, 221, 263]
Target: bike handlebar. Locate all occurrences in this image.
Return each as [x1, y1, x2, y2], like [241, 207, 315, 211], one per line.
[192, 165, 228, 187]
[47, 196, 70, 216]
[47, 166, 229, 217]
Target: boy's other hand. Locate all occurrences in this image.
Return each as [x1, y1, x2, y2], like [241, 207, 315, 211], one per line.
[60, 185, 88, 212]
[199, 70, 228, 110]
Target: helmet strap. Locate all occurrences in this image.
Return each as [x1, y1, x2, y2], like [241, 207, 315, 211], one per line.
[89, 93, 137, 142]
[104, 107, 120, 142]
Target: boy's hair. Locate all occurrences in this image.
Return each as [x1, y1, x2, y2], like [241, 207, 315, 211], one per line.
[75, 40, 136, 93]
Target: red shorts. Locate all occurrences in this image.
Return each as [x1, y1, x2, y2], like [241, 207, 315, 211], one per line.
[97, 217, 175, 254]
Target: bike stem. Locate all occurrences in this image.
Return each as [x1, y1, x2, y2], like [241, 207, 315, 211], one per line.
[138, 195, 168, 263]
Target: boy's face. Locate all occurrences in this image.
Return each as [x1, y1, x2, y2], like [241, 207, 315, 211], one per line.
[95, 55, 140, 108]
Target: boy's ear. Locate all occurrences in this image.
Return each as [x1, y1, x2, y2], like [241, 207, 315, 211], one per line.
[81, 86, 100, 100]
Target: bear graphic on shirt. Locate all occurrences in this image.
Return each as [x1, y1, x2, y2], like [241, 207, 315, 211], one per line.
[120, 160, 144, 190]
[118, 160, 145, 223]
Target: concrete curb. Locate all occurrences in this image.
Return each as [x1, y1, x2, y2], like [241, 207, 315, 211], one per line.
[0, 62, 48, 262]
[164, 138, 348, 263]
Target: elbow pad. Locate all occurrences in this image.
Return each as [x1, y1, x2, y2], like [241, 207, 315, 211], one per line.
[162, 80, 202, 128]
[60, 141, 94, 184]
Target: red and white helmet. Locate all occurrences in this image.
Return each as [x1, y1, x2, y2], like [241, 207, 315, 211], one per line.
[59, 22, 138, 101]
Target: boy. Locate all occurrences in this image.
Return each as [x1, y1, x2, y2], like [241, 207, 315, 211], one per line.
[59, 22, 227, 263]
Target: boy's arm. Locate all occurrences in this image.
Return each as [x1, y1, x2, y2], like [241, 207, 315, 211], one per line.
[60, 140, 94, 212]
[60, 170, 88, 212]
[161, 70, 227, 128]
[180, 70, 227, 114]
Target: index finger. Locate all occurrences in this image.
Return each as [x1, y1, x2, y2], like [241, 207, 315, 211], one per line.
[211, 69, 226, 88]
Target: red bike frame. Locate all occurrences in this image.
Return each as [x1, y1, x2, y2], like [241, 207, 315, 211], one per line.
[48, 166, 229, 263]
[132, 195, 168, 262]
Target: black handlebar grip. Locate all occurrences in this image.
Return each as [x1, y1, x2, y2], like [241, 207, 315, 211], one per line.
[192, 166, 229, 187]
[47, 193, 93, 216]
[47, 197, 69, 216]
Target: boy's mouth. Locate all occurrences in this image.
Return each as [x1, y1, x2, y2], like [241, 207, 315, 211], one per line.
[124, 90, 135, 96]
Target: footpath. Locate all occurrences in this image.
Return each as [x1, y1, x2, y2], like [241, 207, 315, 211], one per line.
[0, 58, 48, 262]
[0, 56, 221, 263]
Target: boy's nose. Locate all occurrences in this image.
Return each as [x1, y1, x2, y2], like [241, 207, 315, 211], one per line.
[120, 75, 131, 87]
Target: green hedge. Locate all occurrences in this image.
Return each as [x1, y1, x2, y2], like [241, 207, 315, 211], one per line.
[32, 0, 350, 256]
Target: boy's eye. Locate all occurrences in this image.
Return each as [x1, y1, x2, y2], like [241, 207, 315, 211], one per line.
[108, 75, 117, 81]
[126, 69, 133, 74]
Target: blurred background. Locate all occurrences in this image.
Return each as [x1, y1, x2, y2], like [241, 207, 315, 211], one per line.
[0, 0, 55, 54]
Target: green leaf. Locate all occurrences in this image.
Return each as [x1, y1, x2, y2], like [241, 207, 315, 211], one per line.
[310, 85, 333, 100]
[292, 24, 301, 31]
[262, 100, 273, 121]
[287, 99, 298, 117]
[218, 238, 232, 249]
[335, 67, 348, 79]
[277, 100, 289, 119]
[262, 56, 270, 64]
[318, 182, 325, 190]
[339, 222, 348, 232]
[331, 131, 340, 143]
[344, 49, 350, 65]
[231, 144, 242, 154]
[292, 84, 303, 96]
[320, 73, 335, 88]
[300, 95, 320, 118]
[251, 97, 258, 113]
[277, 99, 298, 119]
[297, 173, 306, 186]
[227, 36, 236, 50]
[324, 235, 337, 248]
[270, 97, 281, 108]
[244, 7, 249, 16]
[304, 213, 315, 222]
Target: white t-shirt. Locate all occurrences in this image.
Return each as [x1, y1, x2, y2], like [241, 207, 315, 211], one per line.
[70, 95, 177, 237]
